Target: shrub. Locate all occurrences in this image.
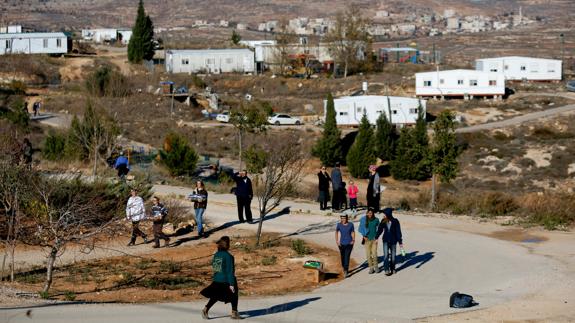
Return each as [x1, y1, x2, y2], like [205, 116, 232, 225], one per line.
[291, 239, 312, 256]
[478, 192, 518, 217]
[398, 198, 411, 211]
[261, 255, 277, 266]
[159, 260, 181, 274]
[159, 133, 199, 176]
[244, 145, 268, 174]
[85, 65, 130, 97]
[64, 291, 76, 301]
[42, 131, 67, 161]
[191, 75, 206, 89]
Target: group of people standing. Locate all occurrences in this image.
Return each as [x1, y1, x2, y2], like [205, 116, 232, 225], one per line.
[125, 188, 171, 248]
[318, 163, 382, 212]
[336, 207, 404, 277]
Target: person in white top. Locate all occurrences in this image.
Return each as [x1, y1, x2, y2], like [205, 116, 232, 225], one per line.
[126, 188, 148, 246]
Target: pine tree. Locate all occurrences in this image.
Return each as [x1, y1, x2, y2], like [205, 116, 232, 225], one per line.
[346, 114, 376, 178]
[159, 133, 199, 176]
[390, 106, 431, 181]
[313, 93, 342, 166]
[429, 110, 460, 208]
[128, 0, 155, 63]
[375, 112, 396, 161]
[231, 30, 241, 45]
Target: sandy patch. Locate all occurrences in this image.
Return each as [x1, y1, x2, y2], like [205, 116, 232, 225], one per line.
[524, 148, 552, 168]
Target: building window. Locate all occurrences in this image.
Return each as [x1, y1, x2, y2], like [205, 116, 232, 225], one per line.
[56, 38, 61, 47]
[339, 112, 348, 116]
[43, 39, 49, 48]
[225, 58, 233, 64]
[206, 58, 215, 64]
[392, 110, 398, 115]
[469, 80, 478, 86]
[530, 63, 539, 73]
[357, 107, 362, 113]
[182, 59, 189, 65]
[409, 108, 418, 114]
[504, 65, 509, 70]
[520, 65, 526, 71]
[5, 40, 11, 49]
[457, 79, 464, 85]
[439, 79, 445, 85]
[423, 80, 432, 87]
[489, 80, 497, 86]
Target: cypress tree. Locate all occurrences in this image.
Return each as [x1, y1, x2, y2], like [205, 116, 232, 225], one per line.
[375, 112, 396, 161]
[128, 0, 155, 63]
[313, 93, 342, 166]
[346, 113, 376, 178]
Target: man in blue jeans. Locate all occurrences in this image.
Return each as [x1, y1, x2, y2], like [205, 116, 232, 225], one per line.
[376, 208, 404, 276]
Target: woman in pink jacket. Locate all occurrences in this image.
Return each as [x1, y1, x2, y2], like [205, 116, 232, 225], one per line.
[347, 180, 359, 212]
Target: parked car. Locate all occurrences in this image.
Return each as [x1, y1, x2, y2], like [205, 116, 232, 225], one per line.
[216, 111, 230, 123]
[268, 113, 302, 125]
[567, 80, 575, 92]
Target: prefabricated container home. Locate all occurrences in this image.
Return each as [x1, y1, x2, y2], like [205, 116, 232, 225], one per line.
[415, 69, 505, 99]
[326, 95, 426, 127]
[475, 56, 562, 81]
[0, 32, 70, 55]
[165, 49, 255, 74]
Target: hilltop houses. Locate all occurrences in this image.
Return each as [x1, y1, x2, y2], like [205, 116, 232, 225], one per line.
[415, 69, 505, 99]
[0, 32, 70, 55]
[475, 56, 562, 81]
[165, 49, 255, 74]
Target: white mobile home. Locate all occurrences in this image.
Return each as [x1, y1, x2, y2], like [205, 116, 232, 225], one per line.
[415, 69, 505, 99]
[475, 56, 562, 81]
[165, 49, 255, 74]
[0, 32, 70, 55]
[326, 95, 426, 127]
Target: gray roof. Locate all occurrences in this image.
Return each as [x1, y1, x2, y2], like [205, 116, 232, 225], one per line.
[0, 32, 68, 39]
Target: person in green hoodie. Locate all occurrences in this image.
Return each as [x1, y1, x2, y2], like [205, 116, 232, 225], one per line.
[358, 208, 380, 274]
[200, 236, 241, 320]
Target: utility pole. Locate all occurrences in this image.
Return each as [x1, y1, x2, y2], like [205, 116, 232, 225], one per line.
[560, 33, 565, 79]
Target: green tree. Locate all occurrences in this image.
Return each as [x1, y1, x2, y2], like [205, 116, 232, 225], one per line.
[159, 133, 199, 176]
[244, 145, 268, 174]
[346, 114, 376, 178]
[229, 103, 268, 170]
[375, 112, 396, 161]
[390, 107, 431, 181]
[429, 110, 460, 208]
[231, 30, 241, 45]
[128, 0, 155, 63]
[313, 93, 342, 166]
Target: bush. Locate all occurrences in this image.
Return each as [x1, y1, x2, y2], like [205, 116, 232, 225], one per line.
[42, 132, 67, 161]
[64, 291, 76, 301]
[191, 75, 206, 89]
[398, 198, 411, 211]
[85, 65, 130, 97]
[478, 192, 519, 217]
[291, 239, 312, 256]
[159, 133, 199, 176]
[159, 261, 181, 274]
[261, 255, 277, 266]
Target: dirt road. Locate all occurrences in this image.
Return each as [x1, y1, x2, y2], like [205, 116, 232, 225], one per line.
[2, 185, 573, 322]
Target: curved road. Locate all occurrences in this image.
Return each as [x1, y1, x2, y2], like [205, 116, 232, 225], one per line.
[2, 186, 572, 322]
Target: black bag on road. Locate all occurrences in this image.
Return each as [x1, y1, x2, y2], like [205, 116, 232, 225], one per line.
[449, 292, 476, 308]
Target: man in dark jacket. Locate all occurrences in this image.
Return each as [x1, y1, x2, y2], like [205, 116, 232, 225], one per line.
[331, 162, 343, 210]
[317, 166, 331, 210]
[376, 208, 403, 275]
[233, 170, 253, 223]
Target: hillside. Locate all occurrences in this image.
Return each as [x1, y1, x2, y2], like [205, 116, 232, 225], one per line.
[0, 0, 570, 30]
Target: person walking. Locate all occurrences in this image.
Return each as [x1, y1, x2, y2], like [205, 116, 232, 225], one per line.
[347, 179, 359, 213]
[233, 170, 253, 223]
[358, 208, 380, 274]
[114, 152, 130, 179]
[21, 138, 33, 170]
[331, 162, 343, 210]
[335, 214, 355, 278]
[317, 166, 331, 210]
[377, 208, 404, 276]
[32, 101, 40, 117]
[151, 196, 170, 248]
[367, 165, 381, 213]
[126, 188, 148, 246]
[200, 236, 241, 320]
[191, 180, 209, 237]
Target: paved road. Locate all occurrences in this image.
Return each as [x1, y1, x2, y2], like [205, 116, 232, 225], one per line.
[457, 102, 575, 133]
[1, 185, 567, 323]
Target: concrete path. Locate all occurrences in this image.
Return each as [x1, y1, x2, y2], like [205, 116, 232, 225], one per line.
[1, 185, 570, 323]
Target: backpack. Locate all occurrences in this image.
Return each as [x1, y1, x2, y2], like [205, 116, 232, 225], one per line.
[449, 292, 476, 308]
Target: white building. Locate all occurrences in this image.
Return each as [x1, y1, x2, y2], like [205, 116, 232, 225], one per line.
[0, 25, 22, 33]
[475, 56, 562, 81]
[0, 32, 69, 55]
[415, 69, 505, 98]
[81, 28, 117, 43]
[165, 49, 255, 74]
[327, 95, 426, 127]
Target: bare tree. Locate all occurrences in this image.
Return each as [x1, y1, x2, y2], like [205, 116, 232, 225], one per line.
[253, 136, 307, 246]
[28, 178, 121, 293]
[325, 4, 370, 78]
[273, 22, 297, 76]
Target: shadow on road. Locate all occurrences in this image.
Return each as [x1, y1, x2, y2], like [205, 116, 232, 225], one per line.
[240, 296, 321, 318]
[396, 251, 435, 271]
